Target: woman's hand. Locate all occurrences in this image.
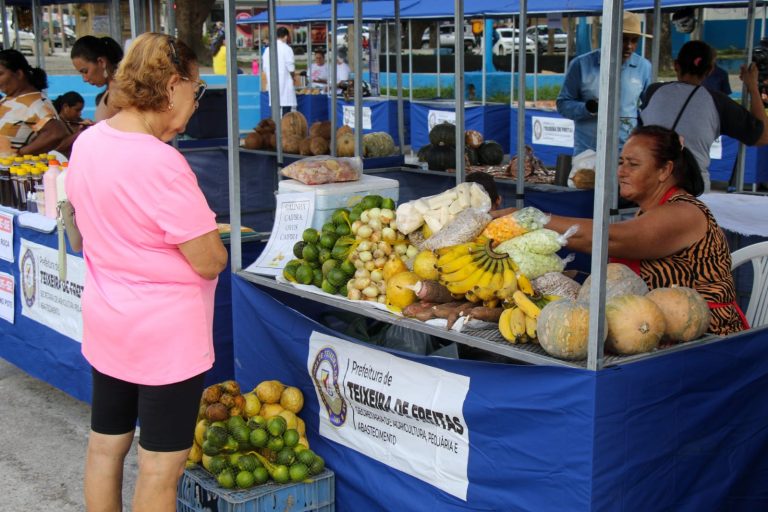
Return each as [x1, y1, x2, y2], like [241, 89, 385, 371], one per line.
[490, 207, 517, 219]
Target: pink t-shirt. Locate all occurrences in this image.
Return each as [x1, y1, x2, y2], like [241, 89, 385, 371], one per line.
[66, 121, 219, 385]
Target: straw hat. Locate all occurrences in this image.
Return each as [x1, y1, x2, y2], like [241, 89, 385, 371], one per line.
[623, 11, 652, 38]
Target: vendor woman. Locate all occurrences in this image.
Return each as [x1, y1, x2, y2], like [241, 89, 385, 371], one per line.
[494, 125, 746, 335]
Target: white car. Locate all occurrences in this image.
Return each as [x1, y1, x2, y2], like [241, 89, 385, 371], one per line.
[0, 27, 35, 55]
[526, 25, 568, 53]
[333, 25, 370, 49]
[492, 28, 537, 56]
[421, 24, 476, 51]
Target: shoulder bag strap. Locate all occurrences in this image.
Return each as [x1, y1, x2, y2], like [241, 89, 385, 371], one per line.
[671, 85, 701, 132]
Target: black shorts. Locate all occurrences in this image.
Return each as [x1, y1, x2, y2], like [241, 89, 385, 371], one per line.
[90, 367, 205, 452]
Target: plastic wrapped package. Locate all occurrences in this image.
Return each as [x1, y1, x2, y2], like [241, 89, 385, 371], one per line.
[280, 156, 362, 185]
[482, 206, 550, 243]
[508, 251, 574, 280]
[494, 226, 578, 255]
[421, 208, 492, 251]
[395, 182, 491, 236]
[532, 272, 582, 300]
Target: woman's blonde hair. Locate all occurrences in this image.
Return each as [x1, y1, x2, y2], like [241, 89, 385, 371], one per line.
[110, 33, 197, 111]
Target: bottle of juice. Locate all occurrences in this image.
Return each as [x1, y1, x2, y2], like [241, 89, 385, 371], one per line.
[0, 158, 11, 207]
[16, 165, 30, 210]
[44, 160, 61, 219]
[56, 162, 69, 203]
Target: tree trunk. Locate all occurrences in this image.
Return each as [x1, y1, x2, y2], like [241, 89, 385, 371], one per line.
[175, 0, 216, 63]
[659, 13, 673, 73]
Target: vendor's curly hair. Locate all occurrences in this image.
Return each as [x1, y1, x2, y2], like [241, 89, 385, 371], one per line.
[110, 33, 197, 112]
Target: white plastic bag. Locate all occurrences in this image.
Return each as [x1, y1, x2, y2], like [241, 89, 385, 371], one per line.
[568, 149, 596, 188]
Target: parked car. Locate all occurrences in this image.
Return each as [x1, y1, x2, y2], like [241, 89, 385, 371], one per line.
[491, 28, 537, 56]
[49, 27, 76, 48]
[421, 23, 475, 51]
[526, 25, 568, 53]
[333, 25, 370, 50]
[0, 26, 35, 55]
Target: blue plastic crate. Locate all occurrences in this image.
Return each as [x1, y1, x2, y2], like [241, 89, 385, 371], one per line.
[177, 466, 335, 512]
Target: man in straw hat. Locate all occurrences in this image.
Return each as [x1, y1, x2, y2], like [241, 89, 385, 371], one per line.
[557, 11, 652, 156]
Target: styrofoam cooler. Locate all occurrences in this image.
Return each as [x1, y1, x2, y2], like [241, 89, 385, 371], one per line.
[277, 174, 399, 230]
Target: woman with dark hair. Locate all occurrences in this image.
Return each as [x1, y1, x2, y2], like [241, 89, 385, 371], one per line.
[493, 125, 746, 335]
[71, 35, 124, 121]
[0, 49, 67, 155]
[640, 39, 768, 191]
[53, 91, 92, 157]
[67, 33, 226, 511]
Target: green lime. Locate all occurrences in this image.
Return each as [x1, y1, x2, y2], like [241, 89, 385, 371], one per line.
[297, 449, 316, 466]
[331, 208, 350, 225]
[338, 285, 348, 297]
[302, 228, 319, 244]
[327, 268, 347, 288]
[335, 223, 351, 236]
[273, 464, 290, 484]
[249, 427, 269, 448]
[253, 466, 269, 485]
[301, 244, 319, 262]
[381, 197, 396, 210]
[321, 222, 336, 234]
[205, 426, 228, 448]
[339, 259, 356, 277]
[289, 463, 309, 482]
[282, 265, 298, 283]
[349, 210, 360, 222]
[237, 454, 259, 472]
[321, 259, 339, 277]
[331, 244, 350, 261]
[283, 429, 300, 448]
[201, 439, 220, 456]
[229, 452, 243, 467]
[318, 247, 332, 264]
[309, 455, 325, 475]
[292, 241, 306, 259]
[247, 416, 266, 430]
[236, 470, 256, 489]
[217, 468, 236, 489]
[227, 415, 247, 433]
[320, 279, 338, 295]
[295, 264, 314, 285]
[276, 447, 296, 465]
[308, 260, 321, 270]
[267, 436, 285, 452]
[319, 233, 338, 250]
[267, 416, 287, 437]
[222, 436, 239, 453]
[209, 455, 230, 475]
[312, 268, 323, 288]
[210, 421, 227, 430]
[368, 195, 383, 208]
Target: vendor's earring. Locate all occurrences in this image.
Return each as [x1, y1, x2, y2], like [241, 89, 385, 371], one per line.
[103, 69, 108, 79]
[167, 101, 174, 111]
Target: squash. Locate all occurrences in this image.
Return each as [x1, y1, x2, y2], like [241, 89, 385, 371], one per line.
[256, 118, 276, 133]
[572, 169, 595, 189]
[362, 132, 396, 158]
[605, 294, 665, 354]
[309, 136, 330, 156]
[280, 111, 308, 139]
[429, 122, 456, 147]
[336, 133, 355, 157]
[309, 120, 332, 140]
[298, 137, 313, 156]
[244, 132, 263, 150]
[537, 299, 596, 360]
[465, 129, 484, 149]
[417, 144, 432, 162]
[281, 134, 302, 154]
[646, 286, 710, 342]
[577, 263, 649, 302]
[336, 125, 353, 139]
[478, 140, 504, 165]
[426, 144, 456, 171]
[465, 146, 480, 166]
[267, 133, 276, 150]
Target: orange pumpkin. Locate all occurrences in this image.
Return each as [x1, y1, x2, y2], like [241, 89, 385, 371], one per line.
[243, 132, 263, 150]
[298, 137, 313, 156]
[280, 111, 308, 139]
[605, 294, 666, 355]
[578, 263, 649, 302]
[309, 120, 332, 140]
[537, 299, 597, 360]
[645, 286, 710, 341]
[309, 136, 330, 156]
[281, 134, 302, 154]
[336, 125, 353, 139]
[336, 133, 355, 157]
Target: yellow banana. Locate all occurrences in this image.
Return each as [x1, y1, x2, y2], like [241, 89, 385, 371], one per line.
[473, 286, 497, 301]
[488, 262, 505, 293]
[441, 253, 488, 283]
[509, 307, 526, 338]
[436, 242, 482, 266]
[513, 290, 541, 319]
[436, 245, 458, 258]
[500, 262, 518, 291]
[498, 308, 517, 343]
[543, 294, 563, 303]
[446, 259, 492, 295]
[525, 314, 537, 339]
[473, 260, 498, 290]
[484, 298, 500, 308]
[464, 290, 482, 303]
[516, 272, 534, 295]
[438, 253, 477, 275]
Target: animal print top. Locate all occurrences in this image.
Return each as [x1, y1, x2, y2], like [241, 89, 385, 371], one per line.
[639, 194, 744, 335]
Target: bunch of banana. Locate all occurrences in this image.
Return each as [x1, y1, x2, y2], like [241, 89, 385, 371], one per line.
[438, 238, 534, 306]
[499, 290, 561, 344]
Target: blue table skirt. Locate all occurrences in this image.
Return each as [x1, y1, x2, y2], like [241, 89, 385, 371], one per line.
[334, 97, 410, 147]
[410, 101, 511, 153]
[233, 275, 768, 512]
[259, 92, 330, 126]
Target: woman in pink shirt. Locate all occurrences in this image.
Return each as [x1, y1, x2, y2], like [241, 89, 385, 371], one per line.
[67, 33, 228, 512]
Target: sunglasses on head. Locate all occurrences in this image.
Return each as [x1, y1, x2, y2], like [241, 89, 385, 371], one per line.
[181, 76, 207, 102]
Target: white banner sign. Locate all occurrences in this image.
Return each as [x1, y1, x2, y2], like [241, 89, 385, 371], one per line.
[531, 116, 575, 147]
[19, 239, 84, 342]
[245, 192, 314, 276]
[709, 136, 723, 160]
[0, 272, 13, 324]
[308, 331, 470, 500]
[342, 106, 372, 130]
[427, 110, 456, 131]
[0, 212, 13, 263]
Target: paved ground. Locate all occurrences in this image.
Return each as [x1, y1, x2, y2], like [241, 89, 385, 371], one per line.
[0, 358, 139, 511]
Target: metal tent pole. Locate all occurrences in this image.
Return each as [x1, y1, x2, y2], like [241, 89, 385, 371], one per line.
[267, 0, 282, 164]
[510, 16, 516, 107]
[110, 0, 122, 43]
[129, 0, 141, 38]
[306, 22, 311, 75]
[454, 0, 465, 185]
[435, 21, 441, 97]
[224, 0, 241, 271]
[516, 4, 527, 208]
[330, 0, 338, 156]
[481, 16, 486, 105]
[149, 0, 156, 32]
[0, 1, 10, 50]
[353, 0, 363, 157]
[394, 0, 405, 154]
[564, 16, 571, 72]
[735, 0, 759, 193]
[31, 0, 43, 69]
[586, 0, 623, 372]
[385, 21, 390, 93]
[408, 20, 413, 106]
[167, 0, 176, 36]
[651, 0, 661, 81]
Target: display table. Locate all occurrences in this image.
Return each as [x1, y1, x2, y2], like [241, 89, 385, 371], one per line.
[232, 274, 768, 511]
[410, 100, 511, 153]
[334, 97, 410, 146]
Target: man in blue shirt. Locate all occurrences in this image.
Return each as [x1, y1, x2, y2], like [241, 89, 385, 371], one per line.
[557, 12, 652, 156]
